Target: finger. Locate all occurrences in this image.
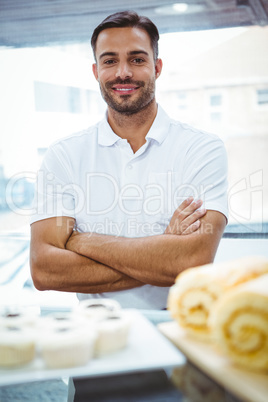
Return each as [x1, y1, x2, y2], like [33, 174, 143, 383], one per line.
[182, 199, 203, 216]
[177, 196, 194, 212]
[170, 207, 206, 235]
[182, 219, 201, 235]
[181, 207, 207, 228]
[173, 198, 203, 222]
[165, 198, 205, 235]
[170, 197, 194, 219]
[165, 198, 193, 232]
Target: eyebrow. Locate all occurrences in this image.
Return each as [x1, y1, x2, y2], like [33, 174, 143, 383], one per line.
[99, 50, 149, 60]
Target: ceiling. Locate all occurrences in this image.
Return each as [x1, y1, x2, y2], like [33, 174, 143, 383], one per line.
[0, 0, 268, 48]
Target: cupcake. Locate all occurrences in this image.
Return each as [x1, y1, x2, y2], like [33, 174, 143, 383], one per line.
[0, 325, 36, 367]
[0, 305, 39, 329]
[94, 311, 131, 355]
[74, 298, 121, 321]
[38, 313, 97, 368]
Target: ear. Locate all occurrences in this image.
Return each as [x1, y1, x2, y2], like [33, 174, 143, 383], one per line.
[92, 63, 99, 81]
[155, 58, 163, 79]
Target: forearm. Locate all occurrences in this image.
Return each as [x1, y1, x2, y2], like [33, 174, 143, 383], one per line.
[66, 211, 226, 287]
[66, 231, 210, 287]
[30, 243, 144, 293]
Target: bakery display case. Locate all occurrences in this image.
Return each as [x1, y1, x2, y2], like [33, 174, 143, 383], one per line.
[0, 309, 246, 402]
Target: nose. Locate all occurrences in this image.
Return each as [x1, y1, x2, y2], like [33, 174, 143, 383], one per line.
[115, 62, 133, 79]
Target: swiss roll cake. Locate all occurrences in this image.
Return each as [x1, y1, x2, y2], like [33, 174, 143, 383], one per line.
[210, 274, 268, 371]
[168, 256, 268, 340]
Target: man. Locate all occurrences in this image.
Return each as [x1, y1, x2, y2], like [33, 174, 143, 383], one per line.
[30, 11, 228, 309]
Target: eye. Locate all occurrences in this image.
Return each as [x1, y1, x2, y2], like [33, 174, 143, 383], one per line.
[103, 59, 116, 65]
[132, 58, 145, 64]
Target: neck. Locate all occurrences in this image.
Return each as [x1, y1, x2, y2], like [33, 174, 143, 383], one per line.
[107, 100, 158, 153]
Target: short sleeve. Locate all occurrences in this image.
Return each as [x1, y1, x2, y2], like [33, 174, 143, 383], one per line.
[179, 136, 228, 221]
[30, 146, 76, 224]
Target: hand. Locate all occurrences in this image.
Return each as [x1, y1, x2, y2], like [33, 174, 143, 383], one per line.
[164, 197, 206, 235]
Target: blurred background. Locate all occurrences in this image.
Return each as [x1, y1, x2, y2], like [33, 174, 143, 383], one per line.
[0, 0, 268, 306]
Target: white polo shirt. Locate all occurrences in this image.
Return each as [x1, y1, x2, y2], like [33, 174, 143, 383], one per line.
[30, 105, 228, 309]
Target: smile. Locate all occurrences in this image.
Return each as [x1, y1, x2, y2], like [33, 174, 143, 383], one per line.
[112, 86, 139, 95]
[116, 88, 135, 91]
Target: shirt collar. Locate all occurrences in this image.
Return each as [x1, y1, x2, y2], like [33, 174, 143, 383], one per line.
[145, 105, 171, 144]
[97, 112, 121, 146]
[97, 105, 171, 147]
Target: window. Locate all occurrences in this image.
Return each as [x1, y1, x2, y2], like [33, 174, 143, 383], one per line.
[177, 92, 187, 110]
[157, 27, 268, 237]
[68, 86, 82, 113]
[210, 111, 222, 122]
[257, 88, 268, 105]
[1, 28, 267, 238]
[210, 94, 222, 107]
[34, 81, 102, 114]
[207, 93, 224, 124]
[34, 81, 74, 113]
[1, 20, 268, 307]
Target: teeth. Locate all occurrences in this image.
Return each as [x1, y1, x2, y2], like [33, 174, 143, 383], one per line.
[116, 88, 135, 91]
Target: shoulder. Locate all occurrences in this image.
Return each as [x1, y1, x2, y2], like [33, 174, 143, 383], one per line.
[159, 105, 223, 149]
[171, 122, 226, 163]
[41, 121, 102, 170]
[49, 122, 100, 152]
[171, 119, 223, 146]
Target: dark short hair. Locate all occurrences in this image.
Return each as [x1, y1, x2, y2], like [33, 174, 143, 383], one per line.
[91, 10, 159, 61]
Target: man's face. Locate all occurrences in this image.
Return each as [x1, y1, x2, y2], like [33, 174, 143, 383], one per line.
[92, 27, 162, 115]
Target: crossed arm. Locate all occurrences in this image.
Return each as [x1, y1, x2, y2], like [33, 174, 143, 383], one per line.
[30, 198, 226, 293]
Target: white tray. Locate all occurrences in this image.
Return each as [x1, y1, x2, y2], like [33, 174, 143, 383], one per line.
[0, 310, 185, 386]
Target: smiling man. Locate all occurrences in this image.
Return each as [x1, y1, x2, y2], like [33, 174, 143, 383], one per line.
[94, 29, 157, 115]
[92, 24, 163, 153]
[30, 11, 228, 309]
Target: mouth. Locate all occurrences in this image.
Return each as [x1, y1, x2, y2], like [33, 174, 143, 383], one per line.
[111, 85, 139, 95]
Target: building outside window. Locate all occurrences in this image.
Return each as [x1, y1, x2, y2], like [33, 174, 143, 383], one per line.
[209, 93, 223, 123]
[177, 92, 188, 110]
[256, 88, 268, 106]
[210, 94, 222, 107]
